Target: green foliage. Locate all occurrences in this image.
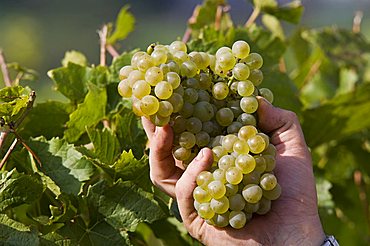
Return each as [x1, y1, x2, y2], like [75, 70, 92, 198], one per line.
[1, 0, 370, 245]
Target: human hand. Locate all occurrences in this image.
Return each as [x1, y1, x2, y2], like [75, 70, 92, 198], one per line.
[142, 97, 325, 246]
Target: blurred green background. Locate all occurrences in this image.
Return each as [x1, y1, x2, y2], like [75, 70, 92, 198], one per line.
[0, 0, 370, 101]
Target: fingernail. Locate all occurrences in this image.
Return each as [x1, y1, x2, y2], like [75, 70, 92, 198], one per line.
[195, 149, 204, 161]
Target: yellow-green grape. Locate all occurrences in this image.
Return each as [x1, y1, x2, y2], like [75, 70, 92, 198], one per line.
[237, 113, 257, 126]
[216, 108, 234, 127]
[213, 168, 227, 184]
[179, 102, 194, 118]
[212, 82, 229, 100]
[210, 197, 230, 214]
[216, 49, 236, 71]
[173, 51, 189, 64]
[257, 132, 270, 148]
[259, 88, 274, 103]
[193, 101, 215, 122]
[228, 193, 246, 211]
[150, 114, 170, 127]
[247, 135, 266, 154]
[248, 69, 263, 86]
[262, 144, 277, 156]
[240, 96, 258, 114]
[132, 98, 145, 116]
[218, 155, 236, 170]
[117, 79, 132, 98]
[198, 72, 212, 90]
[119, 65, 134, 80]
[132, 80, 151, 99]
[229, 211, 247, 229]
[172, 146, 191, 161]
[195, 131, 211, 147]
[186, 117, 203, 134]
[233, 139, 250, 154]
[260, 173, 277, 191]
[237, 80, 255, 97]
[244, 202, 259, 214]
[167, 93, 184, 113]
[254, 156, 267, 174]
[212, 211, 230, 228]
[235, 154, 256, 174]
[193, 186, 212, 203]
[127, 70, 145, 87]
[180, 60, 198, 78]
[157, 101, 173, 117]
[225, 183, 238, 197]
[264, 155, 276, 172]
[263, 183, 281, 200]
[179, 131, 196, 149]
[232, 40, 250, 59]
[227, 122, 243, 134]
[169, 40, 187, 53]
[151, 49, 168, 65]
[207, 180, 226, 199]
[145, 66, 164, 86]
[172, 115, 186, 134]
[199, 52, 211, 70]
[242, 170, 261, 185]
[188, 51, 204, 69]
[136, 53, 155, 72]
[212, 146, 227, 162]
[221, 134, 238, 152]
[242, 53, 263, 70]
[198, 203, 215, 219]
[167, 60, 180, 73]
[238, 125, 258, 141]
[232, 63, 250, 81]
[131, 51, 146, 68]
[226, 167, 243, 185]
[196, 171, 214, 188]
[256, 197, 271, 215]
[242, 184, 263, 204]
[154, 81, 173, 100]
[166, 72, 181, 89]
[140, 95, 159, 115]
[194, 200, 201, 211]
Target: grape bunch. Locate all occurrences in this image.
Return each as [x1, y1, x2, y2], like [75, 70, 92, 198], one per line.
[117, 40, 280, 229]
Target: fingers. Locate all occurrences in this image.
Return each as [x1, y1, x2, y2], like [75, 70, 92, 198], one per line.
[176, 148, 213, 229]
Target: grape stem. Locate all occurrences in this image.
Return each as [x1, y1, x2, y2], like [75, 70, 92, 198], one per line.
[182, 4, 201, 43]
[353, 11, 363, 33]
[98, 25, 108, 66]
[244, 7, 260, 28]
[215, 5, 230, 31]
[0, 49, 12, 87]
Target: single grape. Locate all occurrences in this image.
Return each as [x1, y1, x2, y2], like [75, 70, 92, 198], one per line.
[218, 155, 236, 170]
[157, 101, 173, 117]
[233, 139, 250, 154]
[232, 63, 250, 81]
[180, 60, 198, 78]
[167, 93, 184, 113]
[198, 203, 215, 219]
[150, 114, 170, 126]
[212, 168, 227, 184]
[117, 79, 132, 98]
[212, 82, 229, 100]
[254, 156, 267, 174]
[229, 211, 247, 229]
[229, 193, 246, 211]
[173, 146, 191, 161]
[216, 108, 234, 126]
[248, 69, 263, 86]
[208, 180, 226, 199]
[145, 66, 164, 86]
[221, 134, 238, 152]
[260, 173, 277, 191]
[197, 89, 211, 102]
[226, 167, 243, 185]
[227, 122, 243, 134]
[119, 65, 134, 80]
[232, 40, 250, 59]
[242, 171, 261, 185]
[169, 40, 187, 53]
[240, 96, 258, 114]
[210, 197, 230, 214]
[136, 53, 155, 72]
[186, 117, 203, 134]
[242, 53, 263, 70]
[256, 197, 271, 215]
[235, 154, 256, 174]
[132, 80, 151, 99]
[179, 131, 196, 149]
[173, 51, 189, 64]
[242, 184, 263, 203]
[140, 95, 159, 115]
[244, 202, 259, 214]
[237, 113, 257, 126]
[259, 88, 274, 103]
[263, 183, 281, 200]
[225, 183, 239, 197]
[154, 81, 173, 99]
[166, 72, 181, 89]
[198, 72, 212, 89]
[247, 135, 266, 154]
[184, 88, 199, 104]
[238, 125, 258, 141]
[237, 80, 255, 97]
[211, 211, 230, 228]
[179, 102, 194, 118]
[195, 131, 211, 147]
[212, 146, 227, 162]
[196, 171, 214, 188]
[193, 101, 215, 122]
[216, 51, 236, 70]
[172, 115, 186, 133]
[151, 49, 167, 65]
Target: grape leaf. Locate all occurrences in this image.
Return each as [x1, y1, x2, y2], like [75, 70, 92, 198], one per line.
[254, 0, 304, 24]
[29, 137, 96, 195]
[303, 83, 370, 147]
[86, 127, 121, 165]
[0, 214, 39, 246]
[107, 5, 135, 45]
[0, 86, 31, 121]
[64, 83, 107, 142]
[0, 169, 44, 212]
[62, 50, 88, 67]
[189, 0, 226, 30]
[149, 219, 191, 246]
[87, 179, 166, 231]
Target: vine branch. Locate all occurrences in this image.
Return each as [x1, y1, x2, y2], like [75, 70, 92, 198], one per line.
[244, 7, 260, 28]
[98, 25, 108, 66]
[0, 49, 12, 87]
[353, 11, 363, 33]
[182, 5, 201, 43]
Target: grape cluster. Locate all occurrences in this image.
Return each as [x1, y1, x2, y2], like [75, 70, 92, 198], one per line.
[118, 40, 280, 229]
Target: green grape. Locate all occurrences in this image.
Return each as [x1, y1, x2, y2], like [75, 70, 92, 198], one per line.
[181, 60, 198, 78]
[179, 102, 194, 118]
[233, 139, 250, 154]
[127, 70, 145, 87]
[225, 183, 238, 197]
[263, 155, 276, 172]
[198, 72, 212, 89]
[254, 156, 267, 174]
[209, 54, 216, 71]
[194, 200, 201, 211]
[173, 84, 184, 96]
[235, 154, 256, 174]
[240, 96, 258, 114]
[186, 117, 202, 134]
[237, 113, 257, 126]
[169, 40, 187, 53]
[179, 131, 196, 149]
[118, 79, 132, 98]
[202, 121, 214, 135]
[173, 51, 189, 64]
[159, 63, 170, 75]
[242, 171, 261, 185]
[140, 95, 159, 115]
[132, 80, 151, 99]
[232, 40, 250, 59]
[150, 114, 170, 126]
[242, 53, 263, 70]
[244, 202, 259, 214]
[154, 81, 173, 99]
[221, 134, 238, 152]
[172, 115, 186, 134]
[262, 144, 277, 156]
[198, 203, 215, 219]
[216, 108, 234, 126]
[238, 125, 258, 141]
[257, 132, 270, 148]
[259, 88, 274, 103]
[173, 146, 191, 161]
[237, 80, 255, 97]
[212, 82, 229, 100]
[260, 173, 277, 191]
[166, 72, 181, 89]
[193, 101, 215, 122]
[183, 77, 200, 89]
[151, 49, 168, 65]
[256, 197, 271, 215]
[242, 184, 263, 203]
[210, 197, 229, 214]
[132, 98, 145, 116]
[119, 65, 134, 80]
[131, 51, 146, 68]
[247, 135, 266, 154]
[193, 186, 212, 203]
[227, 122, 243, 134]
[210, 136, 224, 148]
[157, 101, 173, 117]
[216, 46, 232, 56]
[167, 60, 180, 74]
[229, 194, 246, 211]
[195, 131, 211, 147]
[212, 146, 227, 162]
[136, 53, 155, 72]
[197, 89, 211, 102]
[232, 63, 250, 81]
[211, 211, 230, 228]
[199, 52, 211, 70]
[226, 167, 243, 185]
[263, 183, 281, 200]
[216, 51, 236, 71]
[167, 93, 184, 113]
[227, 100, 243, 118]
[184, 88, 198, 104]
[196, 171, 214, 188]
[145, 66, 164, 86]
[218, 155, 236, 170]
[208, 180, 226, 199]
[189, 51, 204, 69]
[248, 69, 263, 86]
[229, 211, 247, 229]
[212, 168, 226, 184]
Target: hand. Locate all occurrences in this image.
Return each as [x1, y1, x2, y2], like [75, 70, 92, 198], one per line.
[142, 97, 326, 246]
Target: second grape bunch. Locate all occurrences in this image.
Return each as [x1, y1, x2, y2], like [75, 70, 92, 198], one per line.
[118, 40, 280, 229]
